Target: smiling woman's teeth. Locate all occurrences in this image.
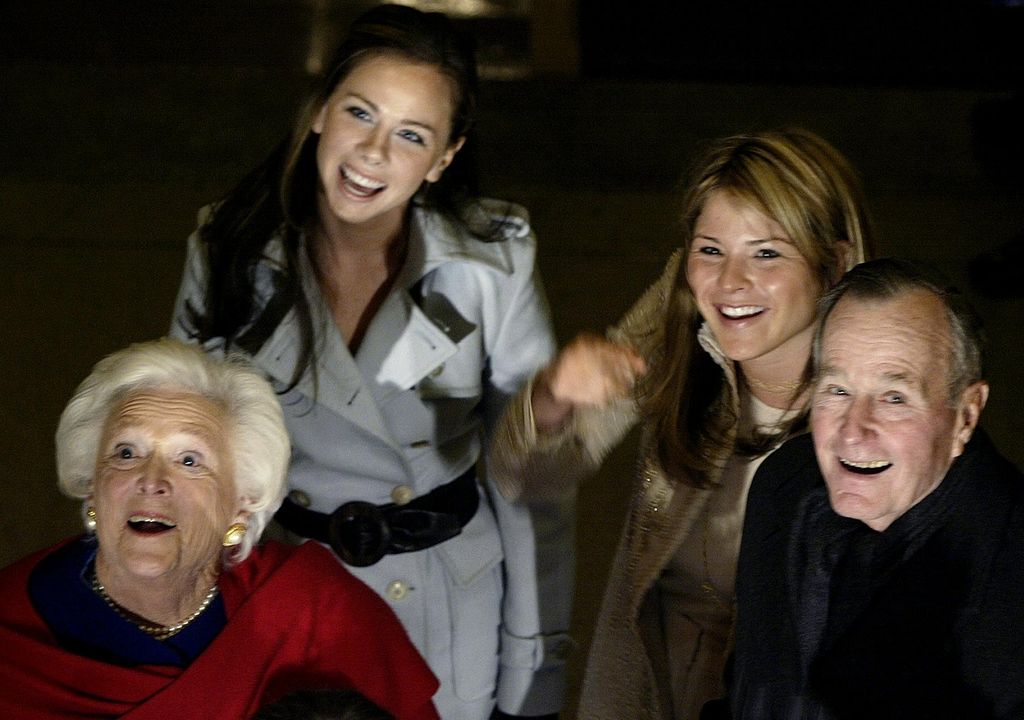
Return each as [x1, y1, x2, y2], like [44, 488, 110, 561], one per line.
[128, 515, 176, 532]
[721, 305, 764, 318]
[343, 166, 385, 196]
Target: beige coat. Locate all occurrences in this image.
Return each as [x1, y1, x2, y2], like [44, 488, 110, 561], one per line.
[490, 251, 742, 720]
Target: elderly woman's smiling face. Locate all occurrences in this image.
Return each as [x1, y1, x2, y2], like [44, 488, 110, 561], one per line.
[92, 388, 241, 589]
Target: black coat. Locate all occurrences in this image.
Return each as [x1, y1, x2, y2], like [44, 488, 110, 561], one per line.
[730, 432, 1024, 719]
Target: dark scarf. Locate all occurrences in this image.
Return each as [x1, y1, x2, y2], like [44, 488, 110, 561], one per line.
[785, 446, 975, 712]
[27, 537, 226, 667]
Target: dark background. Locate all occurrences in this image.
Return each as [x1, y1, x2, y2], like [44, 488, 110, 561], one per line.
[3, 2, 1022, 715]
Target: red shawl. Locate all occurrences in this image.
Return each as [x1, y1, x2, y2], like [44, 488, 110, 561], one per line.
[0, 540, 439, 720]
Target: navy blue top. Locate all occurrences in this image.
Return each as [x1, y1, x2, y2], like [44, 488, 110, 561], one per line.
[27, 538, 226, 667]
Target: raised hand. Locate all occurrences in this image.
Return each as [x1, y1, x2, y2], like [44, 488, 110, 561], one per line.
[531, 332, 647, 432]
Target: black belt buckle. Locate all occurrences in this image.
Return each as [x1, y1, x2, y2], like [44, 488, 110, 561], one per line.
[327, 501, 392, 567]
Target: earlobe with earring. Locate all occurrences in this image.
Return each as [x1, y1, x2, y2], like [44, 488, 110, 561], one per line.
[222, 523, 247, 548]
[85, 506, 97, 532]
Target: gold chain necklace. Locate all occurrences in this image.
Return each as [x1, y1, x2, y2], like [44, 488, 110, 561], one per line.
[92, 571, 218, 641]
[743, 374, 803, 394]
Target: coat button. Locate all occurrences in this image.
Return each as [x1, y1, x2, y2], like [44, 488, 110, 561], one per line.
[288, 489, 311, 508]
[429, 363, 445, 378]
[391, 485, 414, 505]
[385, 580, 409, 601]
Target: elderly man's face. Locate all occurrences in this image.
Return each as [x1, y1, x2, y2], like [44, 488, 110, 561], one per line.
[91, 389, 240, 590]
[811, 290, 987, 532]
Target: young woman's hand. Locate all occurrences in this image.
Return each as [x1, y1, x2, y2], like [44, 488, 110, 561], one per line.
[531, 332, 647, 433]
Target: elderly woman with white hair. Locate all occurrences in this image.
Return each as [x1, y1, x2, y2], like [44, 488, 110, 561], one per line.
[0, 338, 439, 720]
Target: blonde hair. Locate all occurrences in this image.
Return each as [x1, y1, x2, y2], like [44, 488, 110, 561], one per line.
[55, 338, 290, 563]
[643, 128, 874, 485]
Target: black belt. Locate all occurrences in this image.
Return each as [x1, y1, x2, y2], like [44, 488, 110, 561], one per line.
[275, 469, 479, 567]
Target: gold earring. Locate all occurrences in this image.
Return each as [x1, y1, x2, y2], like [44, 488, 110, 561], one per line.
[222, 523, 247, 547]
[85, 506, 97, 532]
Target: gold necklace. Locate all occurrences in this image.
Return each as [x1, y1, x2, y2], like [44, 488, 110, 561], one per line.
[743, 374, 803, 394]
[92, 571, 218, 641]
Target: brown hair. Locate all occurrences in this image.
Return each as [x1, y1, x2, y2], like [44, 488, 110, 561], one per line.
[641, 128, 874, 486]
[182, 4, 480, 390]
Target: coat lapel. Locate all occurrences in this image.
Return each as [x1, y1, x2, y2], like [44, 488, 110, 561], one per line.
[247, 208, 501, 451]
[250, 271, 399, 451]
[628, 326, 741, 611]
[355, 287, 459, 402]
[629, 463, 713, 613]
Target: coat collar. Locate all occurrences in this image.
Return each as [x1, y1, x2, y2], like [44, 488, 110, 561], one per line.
[248, 201, 519, 294]
[248, 206, 505, 447]
[249, 249, 399, 448]
[404, 201, 520, 281]
[697, 321, 735, 382]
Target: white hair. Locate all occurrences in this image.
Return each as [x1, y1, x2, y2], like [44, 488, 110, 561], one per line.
[55, 338, 290, 564]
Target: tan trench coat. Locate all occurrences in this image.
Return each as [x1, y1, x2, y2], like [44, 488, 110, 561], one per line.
[491, 251, 743, 720]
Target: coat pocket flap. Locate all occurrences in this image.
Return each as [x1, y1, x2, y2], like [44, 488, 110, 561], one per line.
[437, 503, 503, 587]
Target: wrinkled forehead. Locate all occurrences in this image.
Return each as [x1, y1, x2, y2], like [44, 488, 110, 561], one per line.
[104, 387, 229, 439]
[822, 291, 954, 373]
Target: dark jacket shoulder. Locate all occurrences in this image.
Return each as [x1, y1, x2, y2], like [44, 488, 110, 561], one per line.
[744, 433, 821, 539]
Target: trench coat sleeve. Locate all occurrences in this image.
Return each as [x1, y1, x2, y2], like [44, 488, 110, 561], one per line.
[168, 220, 208, 342]
[489, 250, 682, 503]
[166, 208, 237, 359]
[480, 220, 575, 715]
[168, 208, 280, 358]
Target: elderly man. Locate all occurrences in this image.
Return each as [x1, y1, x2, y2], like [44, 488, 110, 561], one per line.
[730, 258, 1024, 719]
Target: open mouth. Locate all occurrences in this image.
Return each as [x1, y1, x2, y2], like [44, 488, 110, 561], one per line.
[127, 515, 177, 534]
[719, 305, 765, 319]
[839, 458, 892, 475]
[341, 165, 386, 198]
